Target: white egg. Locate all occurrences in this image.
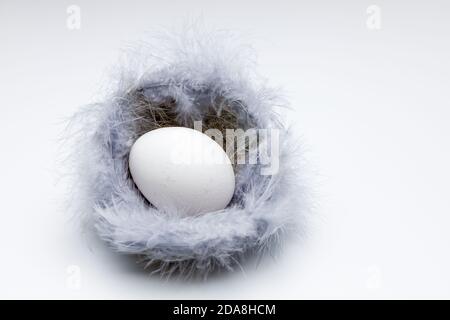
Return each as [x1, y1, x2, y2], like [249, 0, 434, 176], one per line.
[129, 127, 235, 217]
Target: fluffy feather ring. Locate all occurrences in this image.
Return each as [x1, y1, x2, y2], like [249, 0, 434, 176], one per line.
[69, 27, 306, 278]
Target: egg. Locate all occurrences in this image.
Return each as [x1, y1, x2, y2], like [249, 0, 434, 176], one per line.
[128, 127, 235, 216]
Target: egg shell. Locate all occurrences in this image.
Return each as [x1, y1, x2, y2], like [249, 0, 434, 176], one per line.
[129, 127, 235, 217]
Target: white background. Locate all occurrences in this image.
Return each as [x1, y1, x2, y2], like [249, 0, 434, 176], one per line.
[1, 0, 449, 299]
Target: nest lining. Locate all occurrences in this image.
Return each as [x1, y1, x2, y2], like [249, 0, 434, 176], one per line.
[128, 87, 257, 171]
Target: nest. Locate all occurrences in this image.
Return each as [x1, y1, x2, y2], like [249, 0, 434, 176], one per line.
[69, 28, 305, 278]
